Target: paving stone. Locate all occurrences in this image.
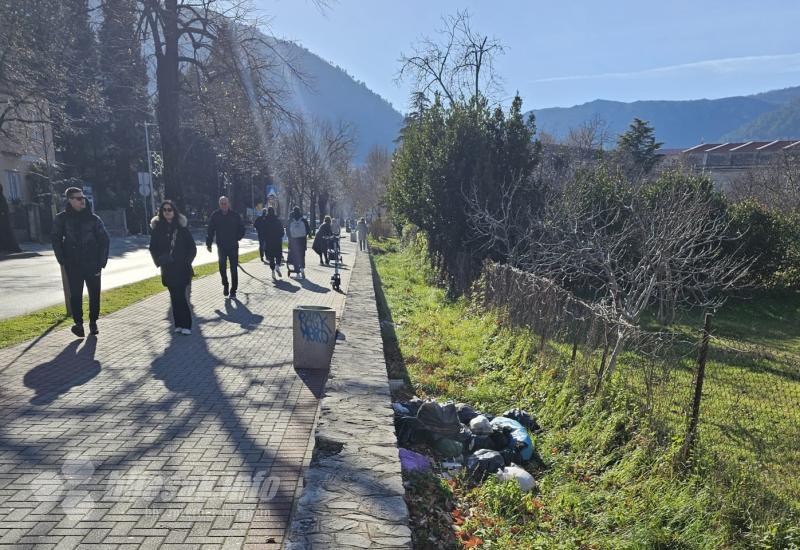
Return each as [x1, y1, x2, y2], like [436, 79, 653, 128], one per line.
[0, 241, 356, 547]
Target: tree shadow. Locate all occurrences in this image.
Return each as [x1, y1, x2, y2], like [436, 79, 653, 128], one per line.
[23, 337, 101, 405]
[2, 315, 70, 372]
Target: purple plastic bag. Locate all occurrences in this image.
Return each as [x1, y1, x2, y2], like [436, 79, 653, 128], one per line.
[399, 448, 432, 472]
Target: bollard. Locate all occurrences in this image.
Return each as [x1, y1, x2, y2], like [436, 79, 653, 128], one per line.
[293, 305, 336, 369]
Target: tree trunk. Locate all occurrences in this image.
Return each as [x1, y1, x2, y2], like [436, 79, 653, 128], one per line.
[156, 0, 182, 205]
[604, 327, 627, 381]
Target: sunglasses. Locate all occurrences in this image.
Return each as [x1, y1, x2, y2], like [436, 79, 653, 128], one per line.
[69, 196, 86, 201]
[162, 207, 174, 212]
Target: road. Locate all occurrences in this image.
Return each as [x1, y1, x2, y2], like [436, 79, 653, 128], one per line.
[0, 231, 260, 320]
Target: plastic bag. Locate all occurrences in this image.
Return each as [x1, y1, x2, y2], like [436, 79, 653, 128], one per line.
[433, 437, 463, 458]
[496, 464, 536, 492]
[466, 449, 505, 480]
[457, 403, 479, 424]
[416, 401, 462, 439]
[469, 415, 493, 435]
[490, 417, 533, 462]
[399, 448, 431, 473]
[503, 408, 540, 433]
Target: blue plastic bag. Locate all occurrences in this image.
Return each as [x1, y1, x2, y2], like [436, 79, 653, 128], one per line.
[490, 416, 533, 462]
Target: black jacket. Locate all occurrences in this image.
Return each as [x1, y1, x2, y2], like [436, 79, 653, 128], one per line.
[52, 206, 110, 273]
[258, 213, 284, 257]
[206, 209, 245, 250]
[149, 214, 197, 287]
[312, 222, 333, 255]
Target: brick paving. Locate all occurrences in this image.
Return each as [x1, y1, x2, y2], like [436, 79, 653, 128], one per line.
[0, 239, 357, 549]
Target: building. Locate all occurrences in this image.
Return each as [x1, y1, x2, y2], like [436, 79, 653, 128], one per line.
[679, 140, 800, 188]
[0, 99, 56, 242]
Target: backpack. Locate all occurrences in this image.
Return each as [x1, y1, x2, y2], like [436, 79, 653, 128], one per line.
[288, 218, 306, 239]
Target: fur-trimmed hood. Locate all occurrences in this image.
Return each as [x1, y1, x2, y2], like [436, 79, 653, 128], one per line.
[151, 213, 187, 230]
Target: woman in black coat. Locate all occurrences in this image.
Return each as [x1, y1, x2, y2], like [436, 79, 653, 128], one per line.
[149, 200, 197, 334]
[261, 206, 285, 279]
[312, 216, 333, 265]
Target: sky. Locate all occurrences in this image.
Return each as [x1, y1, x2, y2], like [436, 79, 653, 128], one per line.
[254, 0, 800, 113]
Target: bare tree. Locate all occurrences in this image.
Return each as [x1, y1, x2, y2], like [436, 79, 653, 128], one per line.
[727, 150, 800, 211]
[342, 146, 391, 218]
[398, 10, 504, 107]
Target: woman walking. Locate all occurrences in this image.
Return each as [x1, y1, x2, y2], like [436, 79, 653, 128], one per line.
[287, 206, 310, 279]
[312, 216, 333, 265]
[149, 200, 197, 334]
[262, 207, 285, 279]
[356, 217, 368, 251]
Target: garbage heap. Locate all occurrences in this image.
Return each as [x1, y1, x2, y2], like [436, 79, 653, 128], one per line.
[393, 398, 542, 491]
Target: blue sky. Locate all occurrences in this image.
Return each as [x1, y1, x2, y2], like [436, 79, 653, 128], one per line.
[255, 0, 800, 113]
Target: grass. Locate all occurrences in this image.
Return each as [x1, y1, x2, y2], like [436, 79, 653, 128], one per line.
[0, 250, 261, 349]
[373, 237, 800, 549]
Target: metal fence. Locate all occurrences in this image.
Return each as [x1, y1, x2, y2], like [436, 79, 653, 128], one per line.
[477, 262, 800, 521]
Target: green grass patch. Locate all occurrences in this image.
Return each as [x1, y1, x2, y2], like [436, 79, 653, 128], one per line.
[0, 250, 260, 349]
[375, 238, 800, 549]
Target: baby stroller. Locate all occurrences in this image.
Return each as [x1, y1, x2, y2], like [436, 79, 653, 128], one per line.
[326, 235, 342, 291]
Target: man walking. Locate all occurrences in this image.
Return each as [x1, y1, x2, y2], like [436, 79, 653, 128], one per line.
[52, 187, 110, 338]
[254, 208, 269, 263]
[206, 196, 245, 299]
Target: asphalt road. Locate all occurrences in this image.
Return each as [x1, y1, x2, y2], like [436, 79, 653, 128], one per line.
[0, 231, 260, 320]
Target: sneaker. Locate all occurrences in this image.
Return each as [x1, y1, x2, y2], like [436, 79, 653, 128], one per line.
[180, 328, 192, 335]
[89, 322, 99, 335]
[175, 327, 183, 333]
[71, 324, 85, 338]
[223, 284, 229, 296]
[230, 290, 237, 299]
[275, 265, 282, 277]
[271, 270, 277, 280]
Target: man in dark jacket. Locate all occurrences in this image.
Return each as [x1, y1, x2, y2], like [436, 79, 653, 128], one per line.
[261, 207, 285, 279]
[253, 208, 269, 263]
[205, 196, 245, 298]
[52, 186, 110, 337]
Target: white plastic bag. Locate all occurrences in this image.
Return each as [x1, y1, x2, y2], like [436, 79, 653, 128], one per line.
[495, 464, 536, 493]
[469, 415, 492, 435]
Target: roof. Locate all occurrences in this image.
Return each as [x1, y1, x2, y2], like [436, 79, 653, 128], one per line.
[682, 140, 800, 153]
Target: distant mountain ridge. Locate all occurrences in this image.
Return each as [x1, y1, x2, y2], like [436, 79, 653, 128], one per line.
[531, 86, 800, 148]
[268, 38, 404, 163]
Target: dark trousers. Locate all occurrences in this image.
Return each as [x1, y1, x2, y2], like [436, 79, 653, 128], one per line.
[65, 267, 101, 325]
[359, 238, 367, 251]
[267, 251, 282, 271]
[217, 247, 239, 291]
[168, 284, 192, 329]
[259, 239, 267, 260]
[318, 250, 329, 264]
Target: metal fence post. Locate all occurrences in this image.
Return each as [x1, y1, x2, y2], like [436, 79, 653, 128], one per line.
[681, 312, 713, 464]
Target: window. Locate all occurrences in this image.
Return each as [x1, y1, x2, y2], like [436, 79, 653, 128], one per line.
[4, 170, 21, 201]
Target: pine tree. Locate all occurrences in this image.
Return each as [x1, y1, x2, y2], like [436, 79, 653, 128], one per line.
[616, 118, 663, 174]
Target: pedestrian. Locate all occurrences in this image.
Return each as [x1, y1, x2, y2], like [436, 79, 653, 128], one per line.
[52, 186, 110, 338]
[357, 217, 368, 251]
[331, 217, 341, 236]
[312, 216, 333, 265]
[262, 206, 285, 280]
[287, 206, 310, 278]
[149, 200, 197, 334]
[206, 196, 245, 299]
[254, 208, 269, 263]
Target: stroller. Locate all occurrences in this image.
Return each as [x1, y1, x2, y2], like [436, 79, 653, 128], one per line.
[326, 235, 342, 291]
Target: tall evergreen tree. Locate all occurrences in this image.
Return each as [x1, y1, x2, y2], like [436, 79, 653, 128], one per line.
[616, 118, 663, 174]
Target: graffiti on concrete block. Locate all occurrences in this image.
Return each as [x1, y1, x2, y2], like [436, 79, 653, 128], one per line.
[299, 311, 333, 344]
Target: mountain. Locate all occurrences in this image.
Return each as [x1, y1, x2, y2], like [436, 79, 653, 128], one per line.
[268, 39, 404, 163]
[531, 86, 800, 148]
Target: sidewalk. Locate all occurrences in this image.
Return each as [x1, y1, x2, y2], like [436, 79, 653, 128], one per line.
[0, 239, 356, 549]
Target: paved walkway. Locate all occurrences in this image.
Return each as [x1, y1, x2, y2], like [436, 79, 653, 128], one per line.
[0, 239, 356, 549]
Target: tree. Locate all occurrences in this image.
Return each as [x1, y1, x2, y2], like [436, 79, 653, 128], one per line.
[616, 118, 662, 174]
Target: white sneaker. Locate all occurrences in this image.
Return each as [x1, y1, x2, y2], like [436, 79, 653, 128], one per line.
[300, 268, 305, 279]
[181, 328, 192, 335]
[174, 327, 182, 333]
[275, 265, 282, 277]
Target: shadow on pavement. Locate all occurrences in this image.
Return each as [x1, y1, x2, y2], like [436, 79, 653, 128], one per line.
[299, 277, 330, 294]
[214, 298, 264, 330]
[23, 337, 101, 405]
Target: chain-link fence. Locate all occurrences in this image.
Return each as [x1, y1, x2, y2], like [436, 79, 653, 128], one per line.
[477, 262, 800, 522]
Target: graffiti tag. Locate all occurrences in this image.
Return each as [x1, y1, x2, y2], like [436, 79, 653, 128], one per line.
[299, 311, 333, 344]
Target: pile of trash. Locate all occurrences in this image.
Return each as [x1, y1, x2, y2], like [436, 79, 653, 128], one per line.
[394, 398, 542, 492]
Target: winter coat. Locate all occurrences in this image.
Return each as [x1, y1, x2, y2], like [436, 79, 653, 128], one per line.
[52, 206, 110, 274]
[331, 219, 341, 235]
[356, 221, 368, 240]
[261, 212, 284, 257]
[149, 214, 197, 288]
[254, 214, 269, 240]
[206, 209, 245, 250]
[312, 222, 333, 255]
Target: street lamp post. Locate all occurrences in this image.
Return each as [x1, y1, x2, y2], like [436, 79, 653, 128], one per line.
[144, 122, 157, 217]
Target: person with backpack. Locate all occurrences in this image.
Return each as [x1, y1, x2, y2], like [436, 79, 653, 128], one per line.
[287, 206, 310, 278]
[52, 187, 110, 338]
[149, 200, 197, 334]
[205, 196, 245, 299]
[261, 206, 285, 279]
